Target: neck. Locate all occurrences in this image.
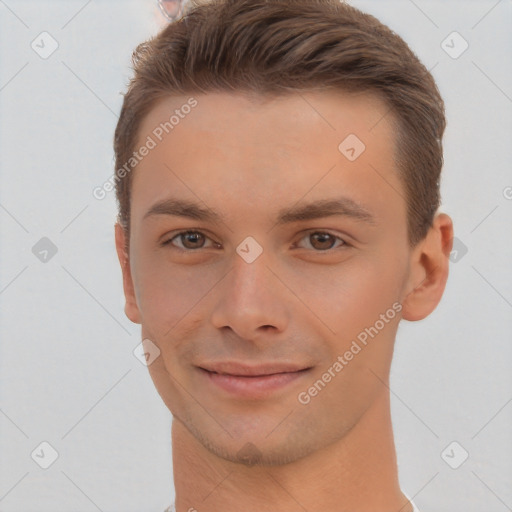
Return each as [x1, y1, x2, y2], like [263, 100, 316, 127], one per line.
[171, 389, 413, 512]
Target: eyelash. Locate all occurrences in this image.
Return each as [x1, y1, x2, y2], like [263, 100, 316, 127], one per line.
[161, 230, 349, 252]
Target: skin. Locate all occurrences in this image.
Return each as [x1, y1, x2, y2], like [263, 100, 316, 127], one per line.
[115, 90, 454, 512]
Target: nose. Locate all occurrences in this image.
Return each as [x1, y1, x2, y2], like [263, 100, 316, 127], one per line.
[210, 247, 289, 343]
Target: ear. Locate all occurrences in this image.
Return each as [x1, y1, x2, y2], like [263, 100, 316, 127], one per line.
[401, 213, 454, 321]
[115, 222, 141, 324]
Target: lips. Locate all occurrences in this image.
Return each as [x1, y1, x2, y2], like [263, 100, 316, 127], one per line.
[197, 362, 312, 399]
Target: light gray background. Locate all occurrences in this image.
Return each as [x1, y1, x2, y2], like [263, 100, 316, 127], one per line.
[1, 0, 511, 511]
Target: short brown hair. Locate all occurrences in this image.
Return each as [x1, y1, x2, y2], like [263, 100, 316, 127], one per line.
[114, 0, 446, 247]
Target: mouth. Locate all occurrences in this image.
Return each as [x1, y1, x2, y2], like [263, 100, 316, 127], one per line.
[198, 362, 312, 376]
[197, 363, 312, 399]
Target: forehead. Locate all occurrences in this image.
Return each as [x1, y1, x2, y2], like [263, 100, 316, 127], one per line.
[130, 89, 404, 230]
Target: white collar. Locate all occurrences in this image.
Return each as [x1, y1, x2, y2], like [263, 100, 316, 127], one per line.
[405, 494, 421, 512]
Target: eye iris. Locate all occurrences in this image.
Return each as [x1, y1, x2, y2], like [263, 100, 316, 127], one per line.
[182, 232, 205, 249]
[311, 232, 335, 250]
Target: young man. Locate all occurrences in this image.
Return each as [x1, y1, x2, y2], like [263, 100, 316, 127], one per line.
[113, 1, 453, 510]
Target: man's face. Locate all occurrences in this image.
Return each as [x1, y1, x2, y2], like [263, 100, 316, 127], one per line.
[123, 90, 414, 465]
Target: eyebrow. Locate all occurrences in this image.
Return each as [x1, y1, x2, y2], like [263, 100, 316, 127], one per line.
[143, 197, 376, 225]
[276, 198, 376, 225]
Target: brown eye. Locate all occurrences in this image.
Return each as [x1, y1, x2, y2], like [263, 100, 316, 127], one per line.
[164, 231, 214, 250]
[297, 231, 346, 251]
[310, 232, 336, 250]
[180, 232, 205, 249]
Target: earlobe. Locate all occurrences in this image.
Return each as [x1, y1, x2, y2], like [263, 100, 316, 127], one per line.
[401, 213, 454, 321]
[114, 222, 141, 324]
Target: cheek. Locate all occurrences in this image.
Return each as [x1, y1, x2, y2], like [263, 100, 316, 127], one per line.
[291, 254, 404, 338]
[132, 250, 221, 331]
[297, 259, 402, 409]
